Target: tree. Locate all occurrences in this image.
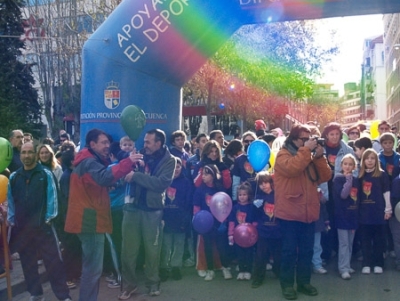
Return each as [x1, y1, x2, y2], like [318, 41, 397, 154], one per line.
[184, 20, 338, 134]
[0, 0, 42, 138]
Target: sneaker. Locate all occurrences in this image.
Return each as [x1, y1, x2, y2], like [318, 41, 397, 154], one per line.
[349, 268, 355, 274]
[106, 273, 116, 282]
[390, 251, 396, 258]
[149, 283, 161, 296]
[237, 272, 244, 280]
[373, 266, 383, 274]
[361, 267, 371, 274]
[118, 287, 138, 300]
[313, 267, 327, 274]
[222, 267, 232, 280]
[108, 280, 121, 288]
[29, 296, 45, 301]
[341, 272, 351, 280]
[171, 267, 182, 280]
[204, 270, 215, 281]
[243, 272, 251, 280]
[66, 281, 76, 289]
[197, 270, 207, 277]
[183, 258, 195, 267]
[266, 263, 273, 271]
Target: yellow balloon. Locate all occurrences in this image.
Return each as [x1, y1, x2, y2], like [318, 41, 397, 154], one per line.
[0, 174, 8, 204]
[268, 151, 276, 173]
[370, 120, 381, 140]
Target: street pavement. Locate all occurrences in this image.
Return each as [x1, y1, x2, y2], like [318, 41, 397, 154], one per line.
[2, 255, 400, 301]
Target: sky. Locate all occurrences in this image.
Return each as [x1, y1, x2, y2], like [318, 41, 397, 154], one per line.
[315, 14, 384, 96]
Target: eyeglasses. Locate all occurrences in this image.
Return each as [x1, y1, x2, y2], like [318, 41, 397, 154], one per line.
[348, 132, 359, 135]
[243, 140, 255, 144]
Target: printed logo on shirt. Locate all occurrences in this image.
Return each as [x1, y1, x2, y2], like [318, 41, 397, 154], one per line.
[206, 194, 212, 207]
[362, 181, 372, 199]
[350, 187, 358, 202]
[167, 186, 176, 201]
[386, 163, 394, 176]
[244, 161, 254, 174]
[236, 211, 247, 224]
[264, 203, 274, 219]
[328, 154, 336, 167]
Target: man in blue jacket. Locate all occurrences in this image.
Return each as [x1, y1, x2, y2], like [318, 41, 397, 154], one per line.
[7, 142, 71, 301]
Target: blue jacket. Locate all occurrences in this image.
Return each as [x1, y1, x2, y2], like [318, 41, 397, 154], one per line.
[7, 163, 58, 228]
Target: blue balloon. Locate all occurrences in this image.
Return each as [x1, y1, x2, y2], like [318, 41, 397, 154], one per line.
[219, 103, 225, 109]
[193, 210, 214, 234]
[247, 140, 271, 172]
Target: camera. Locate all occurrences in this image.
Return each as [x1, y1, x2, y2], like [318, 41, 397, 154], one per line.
[316, 138, 325, 146]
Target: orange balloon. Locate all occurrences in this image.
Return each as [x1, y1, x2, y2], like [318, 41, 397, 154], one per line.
[0, 174, 8, 204]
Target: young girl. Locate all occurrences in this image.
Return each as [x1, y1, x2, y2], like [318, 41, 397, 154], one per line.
[358, 149, 392, 274]
[252, 171, 281, 288]
[333, 154, 359, 280]
[228, 182, 255, 280]
[192, 164, 232, 281]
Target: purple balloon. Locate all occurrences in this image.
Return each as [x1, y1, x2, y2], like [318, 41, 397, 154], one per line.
[193, 210, 214, 234]
[210, 192, 232, 222]
[233, 223, 258, 248]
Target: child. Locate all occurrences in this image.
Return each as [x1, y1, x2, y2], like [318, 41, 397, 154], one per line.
[227, 182, 255, 281]
[390, 174, 400, 271]
[160, 158, 193, 281]
[358, 149, 392, 274]
[378, 133, 399, 259]
[120, 136, 135, 153]
[193, 164, 232, 281]
[252, 171, 281, 288]
[170, 130, 190, 169]
[333, 154, 359, 280]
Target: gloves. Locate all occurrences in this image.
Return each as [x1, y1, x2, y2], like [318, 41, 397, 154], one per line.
[253, 199, 263, 208]
[228, 235, 234, 246]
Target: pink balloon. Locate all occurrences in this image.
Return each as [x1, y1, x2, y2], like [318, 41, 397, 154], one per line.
[233, 223, 258, 248]
[210, 192, 232, 222]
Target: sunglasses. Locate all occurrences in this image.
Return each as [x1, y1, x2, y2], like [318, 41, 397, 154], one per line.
[244, 139, 255, 143]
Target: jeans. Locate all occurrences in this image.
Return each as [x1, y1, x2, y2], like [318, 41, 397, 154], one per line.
[161, 232, 185, 268]
[312, 232, 323, 269]
[279, 220, 315, 289]
[389, 216, 400, 266]
[78, 233, 105, 301]
[253, 237, 281, 279]
[337, 229, 355, 273]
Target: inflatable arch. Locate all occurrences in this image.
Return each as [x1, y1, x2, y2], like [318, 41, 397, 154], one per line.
[80, 0, 400, 146]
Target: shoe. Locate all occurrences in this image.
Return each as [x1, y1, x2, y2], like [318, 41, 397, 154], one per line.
[251, 278, 262, 288]
[159, 268, 169, 282]
[197, 270, 207, 277]
[118, 287, 138, 300]
[222, 267, 232, 279]
[282, 287, 297, 300]
[149, 283, 161, 296]
[243, 272, 251, 280]
[171, 267, 182, 280]
[373, 266, 383, 274]
[349, 268, 355, 274]
[108, 280, 121, 288]
[297, 284, 318, 296]
[29, 296, 45, 301]
[11, 252, 20, 260]
[66, 281, 76, 289]
[341, 272, 351, 280]
[361, 267, 371, 274]
[204, 270, 215, 281]
[390, 250, 396, 258]
[106, 273, 116, 282]
[266, 263, 273, 270]
[236, 272, 244, 280]
[313, 267, 327, 274]
[183, 258, 195, 267]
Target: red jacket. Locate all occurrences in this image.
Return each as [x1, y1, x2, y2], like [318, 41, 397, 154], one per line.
[64, 148, 133, 234]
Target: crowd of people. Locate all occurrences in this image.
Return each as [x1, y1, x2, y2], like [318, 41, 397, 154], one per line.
[1, 118, 400, 301]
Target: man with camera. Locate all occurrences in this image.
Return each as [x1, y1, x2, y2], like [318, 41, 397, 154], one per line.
[274, 124, 331, 300]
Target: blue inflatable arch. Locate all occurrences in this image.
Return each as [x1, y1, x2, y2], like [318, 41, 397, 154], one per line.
[80, 0, 400, 146]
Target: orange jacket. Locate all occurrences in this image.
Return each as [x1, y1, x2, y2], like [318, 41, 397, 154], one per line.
[274, 146, 331, 223]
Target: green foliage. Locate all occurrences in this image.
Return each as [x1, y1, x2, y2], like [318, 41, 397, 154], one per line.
[0, 0, 42, 138]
